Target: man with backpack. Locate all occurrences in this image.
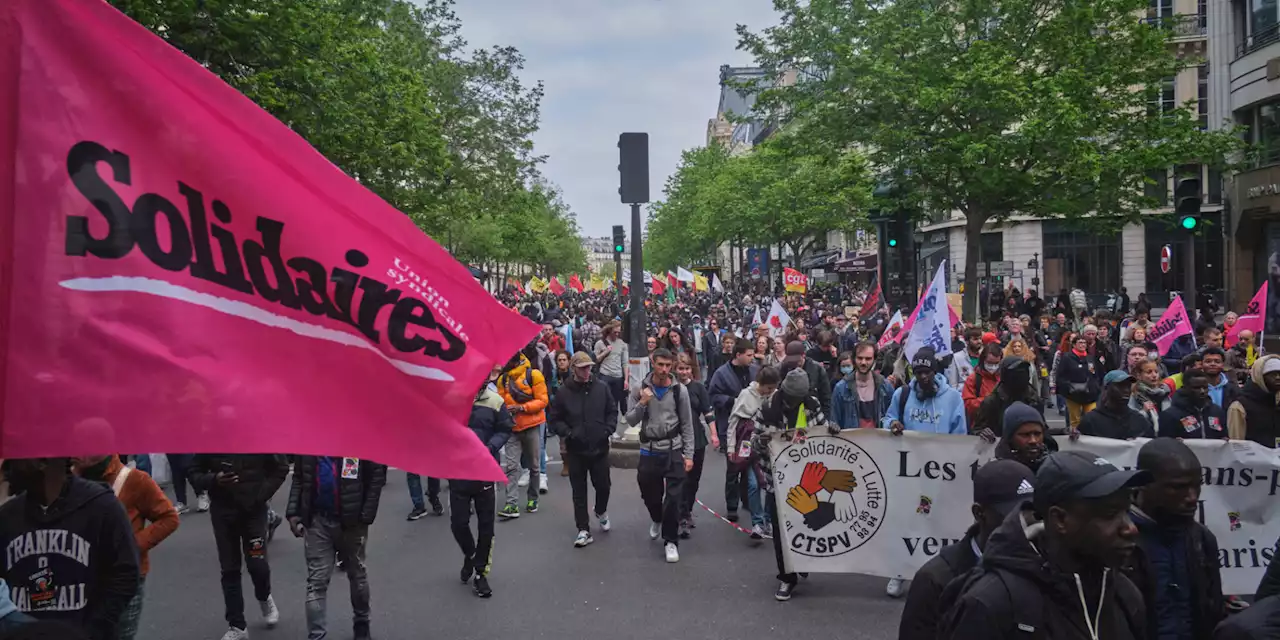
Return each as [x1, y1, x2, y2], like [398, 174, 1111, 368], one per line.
[940, 450, 1150, 639]
[496, 350, 549, 519]
[626, 347, 695, 564]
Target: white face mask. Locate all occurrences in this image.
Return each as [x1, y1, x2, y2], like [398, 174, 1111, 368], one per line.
[984, 363, 1000, 373]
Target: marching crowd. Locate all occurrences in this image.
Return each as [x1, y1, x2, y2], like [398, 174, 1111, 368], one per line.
[0, 279, 1277, 639]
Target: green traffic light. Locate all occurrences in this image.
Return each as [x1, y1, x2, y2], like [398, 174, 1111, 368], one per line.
[887, 239, 898, 247]
[615, 245, 624, 252]
[1180, 216, 1198, 230]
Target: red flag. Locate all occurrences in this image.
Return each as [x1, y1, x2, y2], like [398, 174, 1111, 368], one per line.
[568, 274, 585, 293]
[651, 275, 666, 296]
[548, 277, 565, 295]
[667, 271, 679, 291]
[859, 275, 881, 321]
[0, 0, 537, 480]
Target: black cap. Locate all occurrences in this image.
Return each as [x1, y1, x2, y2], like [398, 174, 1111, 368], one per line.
[910, 347, 938, 372]
[974, 459, 1036, 517]
[1033, 451, 1151, 512]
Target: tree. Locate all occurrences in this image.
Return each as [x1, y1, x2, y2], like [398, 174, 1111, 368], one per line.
[739, 0, 1244, 318]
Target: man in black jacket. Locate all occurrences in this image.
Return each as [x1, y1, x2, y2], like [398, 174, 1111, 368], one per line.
[1078, 370, 1154, 439]
[452, 367, 514, 598]
[707, 338, 758, 522]
[1158, 370, 1230, 439]
[940, 451, 1150, 640]
[286, 456, 386, 640]
[189, 454, 289, 640]
[0, 458, 138, 640]
[1123, 438, 1224, 640]
[899, 459, 1034, 640]
[549, 352, 617, 549]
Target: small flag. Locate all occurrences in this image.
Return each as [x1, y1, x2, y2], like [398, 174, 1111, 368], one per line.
[1225, 282, 1267, 347]
[765, 299, 792, 338]
[903, 262, 953, 361]
[1150, 295, 1195, 356]
[783, 267, 807, 293]
[568, 274, 585, 293]
[711, 273, 724, 292]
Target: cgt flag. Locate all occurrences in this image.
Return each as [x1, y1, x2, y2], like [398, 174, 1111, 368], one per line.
[0, 0, 538, 480]
[783, 268, 807, 293]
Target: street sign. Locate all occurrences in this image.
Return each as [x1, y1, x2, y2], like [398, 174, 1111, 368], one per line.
[1160, 244, 1172, 274]
[976, 263, 987, 277]
[1013, 269, 1024, 278]
[989, 261, 1015, 277]
[812, 268, 826, 278]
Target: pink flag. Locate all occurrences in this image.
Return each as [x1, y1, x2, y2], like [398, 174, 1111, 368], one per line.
[0, 0, 537, 480]
[1149, 296, 1195, 356]
[1225, 282, 1268, 348]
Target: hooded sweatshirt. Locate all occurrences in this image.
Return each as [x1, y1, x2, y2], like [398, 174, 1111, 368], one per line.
[973, 358, 1045, 436]
[727, 381, 772, 454]
[1227, 354, 1280, 446]
[881, 373, 967, 435]
[940, 509, 1145, 640]
[0, 476, 140, 639]
[994, 401, 1058, 467]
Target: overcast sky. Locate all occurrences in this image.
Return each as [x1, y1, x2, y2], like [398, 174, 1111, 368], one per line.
[450, 0, 779, 238]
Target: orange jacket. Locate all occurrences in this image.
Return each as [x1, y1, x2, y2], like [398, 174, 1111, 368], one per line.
[101, 456, 179, 576]
[962, 368, 1000, 423]
[498, 354, 549, 432]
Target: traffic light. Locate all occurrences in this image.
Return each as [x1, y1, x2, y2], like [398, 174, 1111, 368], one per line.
[1175, 176, 1201, 232]
[887, 238, 899, 247]
[618, 133, 649, 204]
[612, 225, 625, 253]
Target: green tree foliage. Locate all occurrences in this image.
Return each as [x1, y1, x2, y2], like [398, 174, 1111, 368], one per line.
[739, 0, 1244, 318]
[108, 0, 584, 276]
[645, 140, 870, 272]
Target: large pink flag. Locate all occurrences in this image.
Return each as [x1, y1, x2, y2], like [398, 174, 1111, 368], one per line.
[0, 0, 537, 480]
[1225, 282, 1268, 348]
[1149, 296, 1195, 356]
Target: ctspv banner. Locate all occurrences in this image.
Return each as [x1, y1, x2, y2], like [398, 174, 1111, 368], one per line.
[769, 431, 1280, 594]
[0, 0, 537, 480]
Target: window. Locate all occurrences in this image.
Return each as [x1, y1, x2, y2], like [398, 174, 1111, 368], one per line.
[1145, 168, 1169, 206]
[1207, 166, 1223, 204]
[1149, 77, 1175, 117]
[1043, 221, 1122, 294]
[1199, 0, 1207, 27]
[1198, 65, 1209, 130]
[1145, 212, 1224, 300]
[1259, 100, 1280, 165]
[1247, 0, 1280, 54]
[1149, 0, 1173, 20]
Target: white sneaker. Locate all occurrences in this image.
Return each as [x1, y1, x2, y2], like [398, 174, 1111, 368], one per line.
[598, 513, 611, 532]
[518, 469, 531, 487]
[259, 594, 278, 627]
[220, 626, 249, 640]
[649, 521, 661, 540]
[574, 530, 594, 548]
[197, 493, 211, 512]
[886, 577, 907, 598]
[664, 542, 680, 563]
[538, 475, 548, 494]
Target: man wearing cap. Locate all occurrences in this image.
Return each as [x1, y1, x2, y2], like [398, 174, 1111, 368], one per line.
[940, 451, 1148, 640]
[898, 460, 1035, 640]
[881, 348, 968, 437]
[1077, 371, 1155, 440]
[784, 341, 832, 417]
[548, 352, 617, 548]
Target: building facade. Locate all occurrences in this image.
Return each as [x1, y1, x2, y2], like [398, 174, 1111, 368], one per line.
[583, 236, 628, 279]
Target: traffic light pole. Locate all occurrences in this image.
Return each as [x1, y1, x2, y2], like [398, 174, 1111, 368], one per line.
[1185, 236, 1196, 304]
[629, 202, 646, 358]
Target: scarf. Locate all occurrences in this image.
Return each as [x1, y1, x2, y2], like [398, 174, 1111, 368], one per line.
[1072, 348, 1089, 358]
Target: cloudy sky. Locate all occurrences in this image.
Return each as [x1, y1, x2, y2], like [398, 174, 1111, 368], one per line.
[451, 0, 779, 238]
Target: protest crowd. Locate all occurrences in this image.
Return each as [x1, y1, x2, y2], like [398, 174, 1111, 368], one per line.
[3, 265, 1278, 640]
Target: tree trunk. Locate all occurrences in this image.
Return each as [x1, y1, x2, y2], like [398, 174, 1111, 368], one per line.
[963, 212, 987, 323]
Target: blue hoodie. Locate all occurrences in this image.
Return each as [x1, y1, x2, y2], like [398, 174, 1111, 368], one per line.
[880, 373, 968, 434]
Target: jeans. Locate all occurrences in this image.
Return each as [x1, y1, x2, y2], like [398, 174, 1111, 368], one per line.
[566, 450, 611, 531]
[132, 455, 152, 477]
[725, 459, 764, 525]
[304, 514, 369, 640]
[767, 492, 797, 586]
[449, 481, 497, 577]
[680, 447, 706, 520]
[211, 503, 271, 630]
[501, 428, 542, 507]
[407, 474, 441, 510]
[1056, 394, 1067, 416]
[117, 576, 145, 640]
[599, 374, 626, 419]
[637, 450, 686, 544]
[166, 453, 195, 505]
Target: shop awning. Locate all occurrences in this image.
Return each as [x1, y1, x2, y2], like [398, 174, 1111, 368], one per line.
[835, 253, 878, 273]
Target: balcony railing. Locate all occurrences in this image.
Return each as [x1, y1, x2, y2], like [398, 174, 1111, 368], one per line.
[1142, 14, 1207, 39]
[1238, 23, 1280, 57]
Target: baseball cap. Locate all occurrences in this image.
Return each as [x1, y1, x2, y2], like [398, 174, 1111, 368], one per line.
[981, 332, 998, 344]
[1033, 451, 1151, 512]
[1102, 370, 1135, 387]
[569, 352, 594, 369]
[973, 459, 1036, 517]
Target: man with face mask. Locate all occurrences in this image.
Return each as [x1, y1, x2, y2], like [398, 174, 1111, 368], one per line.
[883, 348, 968, 436]
[832, 342, 894, 429]
[1158, 369, 1229, 439]
[549, 352, 617, 548]
[1227, 354, 1280, 446]
[1077, 371, 1154, 440]
[973, 357, 1045, 440]
[940, 451, 1150, 640]
[1121, 439, 1224, 640]
[0, 458, 140, 639]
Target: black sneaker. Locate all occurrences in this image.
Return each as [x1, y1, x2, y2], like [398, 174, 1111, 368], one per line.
[354, 621, 371, 640]
[775, 581, 796, 601]
[407, 507, 428, 521]
[726, 510, 739, 523]
[460, 557, 474, 583]
[430, 500, 445, 516]
[473, 575, 492, 598]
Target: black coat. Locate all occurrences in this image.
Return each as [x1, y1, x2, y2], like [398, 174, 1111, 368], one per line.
[287, 457, 387, 528]
[549, 376, 617, 456]
[899, 527, 979, 640]
[1122, 511, 1223, 640]
[1056, 351, 1101, 404]
[1078, 403, 1154, 440]
[1158, 390, 1229, 440]
[1213, 595, 1280, 639]
[189, 454, 289, 511]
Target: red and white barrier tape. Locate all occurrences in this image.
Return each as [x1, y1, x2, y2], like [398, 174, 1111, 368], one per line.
[694, 499, 773, 540]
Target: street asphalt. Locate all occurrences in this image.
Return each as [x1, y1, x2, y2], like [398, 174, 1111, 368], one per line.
[139, 450, 909, 640]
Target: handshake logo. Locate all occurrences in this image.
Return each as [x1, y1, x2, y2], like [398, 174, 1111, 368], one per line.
[778, 436, 888, 558]
[786, 462, 860, 531]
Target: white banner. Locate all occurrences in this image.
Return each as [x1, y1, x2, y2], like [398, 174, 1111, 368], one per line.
[769, 430, 1280, 595]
